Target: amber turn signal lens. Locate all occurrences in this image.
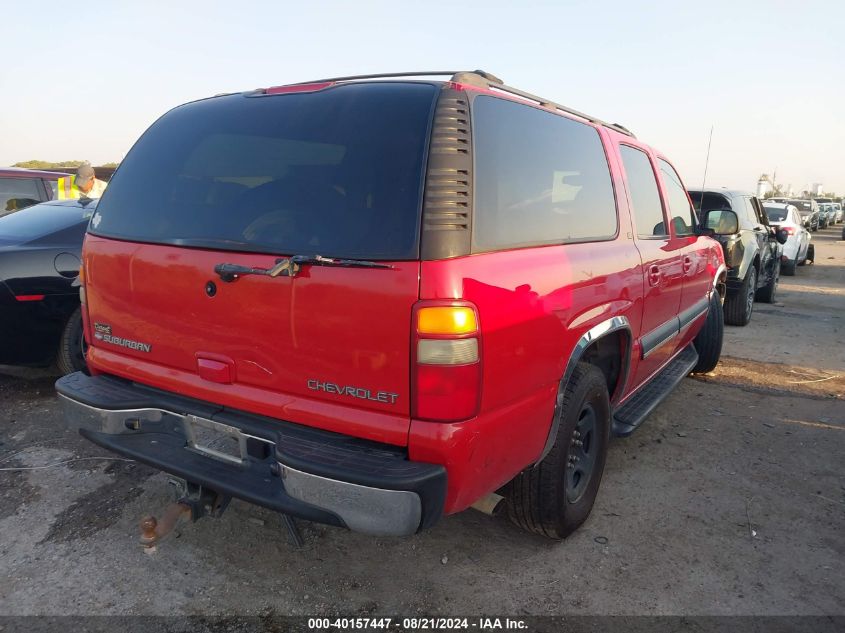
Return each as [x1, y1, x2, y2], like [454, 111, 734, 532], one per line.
[417, 307, 477, 335]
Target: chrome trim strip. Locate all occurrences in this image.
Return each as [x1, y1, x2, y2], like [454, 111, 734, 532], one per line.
[280, 465, 422, 536]
[58, 394, 173, 433]
[561, 316, 632, 390]
[58, 395, 276, 446]
[535, 316, 632, 466]
[713, 263, 727, 288]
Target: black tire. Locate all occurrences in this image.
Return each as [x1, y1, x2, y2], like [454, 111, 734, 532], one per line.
[724, 266, 756, 326]
[692, 292, 724, 374]
[782, 252, 797, 275]
[505, 363, 611, 540]
[56, 307, 87, 375]
[755, 258, 779, 303]
[782, 255, 797, 275]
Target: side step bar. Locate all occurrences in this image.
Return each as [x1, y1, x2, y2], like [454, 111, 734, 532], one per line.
[612, 344, 698, 437]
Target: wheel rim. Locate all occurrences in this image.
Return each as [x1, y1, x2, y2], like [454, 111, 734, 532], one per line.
[746, 269, 756, 315]
[565, 404, 598, 503]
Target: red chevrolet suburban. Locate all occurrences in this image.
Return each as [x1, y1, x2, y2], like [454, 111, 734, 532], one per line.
[57, 71, 726, 540]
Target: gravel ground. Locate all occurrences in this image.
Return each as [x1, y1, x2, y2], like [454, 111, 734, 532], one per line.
[0, 227, 843, 617]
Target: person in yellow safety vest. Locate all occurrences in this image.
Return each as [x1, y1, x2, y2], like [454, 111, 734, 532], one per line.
[56, 163, 108, 199]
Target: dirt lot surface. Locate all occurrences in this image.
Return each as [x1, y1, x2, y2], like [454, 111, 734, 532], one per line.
[1, 228, 843, 618]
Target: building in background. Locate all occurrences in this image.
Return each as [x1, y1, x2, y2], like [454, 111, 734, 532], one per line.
[757, 175, 773, 198]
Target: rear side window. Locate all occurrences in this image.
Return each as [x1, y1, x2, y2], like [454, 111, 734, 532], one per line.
[619, 146, 666, 237]
[657, 159, 696, 236]
[472, 96, 617, 251]
[90, 83, 437, 260]
[0, 178, 42, 216]
[743, 198, 760, 225]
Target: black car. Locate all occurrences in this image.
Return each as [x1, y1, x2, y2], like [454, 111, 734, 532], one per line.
[0, 199, 94, 373]
[689, 189, 785, 326]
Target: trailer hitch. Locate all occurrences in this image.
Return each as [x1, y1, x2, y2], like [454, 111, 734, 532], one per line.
[139, 481, 231, 551]
[139, 479, 304, 550]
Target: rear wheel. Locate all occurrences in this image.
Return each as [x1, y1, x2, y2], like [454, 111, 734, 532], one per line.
[782, 252, 797, 275]
[724, 266, 756, 326]
[692, 292, 724, 374]
[805, 244, 815, 265]
[505, 363, 610, 540]
[755, 259, 779, 303]
[56, 307, 87, 375]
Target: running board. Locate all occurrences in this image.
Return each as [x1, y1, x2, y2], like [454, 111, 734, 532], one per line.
[612, 344, 698, 437]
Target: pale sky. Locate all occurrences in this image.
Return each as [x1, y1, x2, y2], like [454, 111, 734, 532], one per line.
[1, 0, 843, 193]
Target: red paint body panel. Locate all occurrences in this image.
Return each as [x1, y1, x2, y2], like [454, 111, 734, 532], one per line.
[82, 236, 419, 446]
[86, 345, 412, 446]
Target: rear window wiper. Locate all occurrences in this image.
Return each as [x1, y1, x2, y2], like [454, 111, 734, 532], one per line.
[214, 254, 393, 282]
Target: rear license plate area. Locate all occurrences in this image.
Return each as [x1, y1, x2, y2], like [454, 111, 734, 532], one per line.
[185, 415, 246, 465]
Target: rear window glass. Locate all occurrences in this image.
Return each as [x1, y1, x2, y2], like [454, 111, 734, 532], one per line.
[90, 83, 437, 260]
[472, 96, 617, 251]
[764, 206, 788, 222]
[787, 200, 812, 213]
[689, 191, 733, 213]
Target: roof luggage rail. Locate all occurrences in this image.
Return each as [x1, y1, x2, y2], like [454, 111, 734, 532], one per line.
[286, 70, 635, 138]
[290, 71, 463, 84]
[450, 71, 635, 138]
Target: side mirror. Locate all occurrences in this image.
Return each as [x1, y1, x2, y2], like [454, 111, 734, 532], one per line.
[775, 228, 789, 245]
[702, 209, 739, 235]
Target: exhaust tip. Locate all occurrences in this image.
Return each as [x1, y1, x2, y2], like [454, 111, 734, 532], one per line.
[470, 492, 505, 517]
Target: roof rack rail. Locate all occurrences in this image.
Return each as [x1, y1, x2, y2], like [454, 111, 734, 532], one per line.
[452, 71, 635, 138]
[287, 70, 635, 138]
[290, 71, 462, 85]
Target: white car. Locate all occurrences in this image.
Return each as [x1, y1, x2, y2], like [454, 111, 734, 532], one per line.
[763, 203, 812, 275]
[831, 202, 842, 223]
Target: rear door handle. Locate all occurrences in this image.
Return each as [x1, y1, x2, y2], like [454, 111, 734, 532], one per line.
[648, 265, 661, 286]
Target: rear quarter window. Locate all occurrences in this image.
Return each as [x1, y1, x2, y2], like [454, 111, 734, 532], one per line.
[471, 96, 617, 252]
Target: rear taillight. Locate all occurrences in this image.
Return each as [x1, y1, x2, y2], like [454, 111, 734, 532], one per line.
[14, 294, 45, 302]
[412, 303, 481, 422]
[781, 226, 796, 235]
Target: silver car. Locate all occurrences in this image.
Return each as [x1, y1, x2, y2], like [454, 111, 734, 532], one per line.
[831, 202, 842, 224]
